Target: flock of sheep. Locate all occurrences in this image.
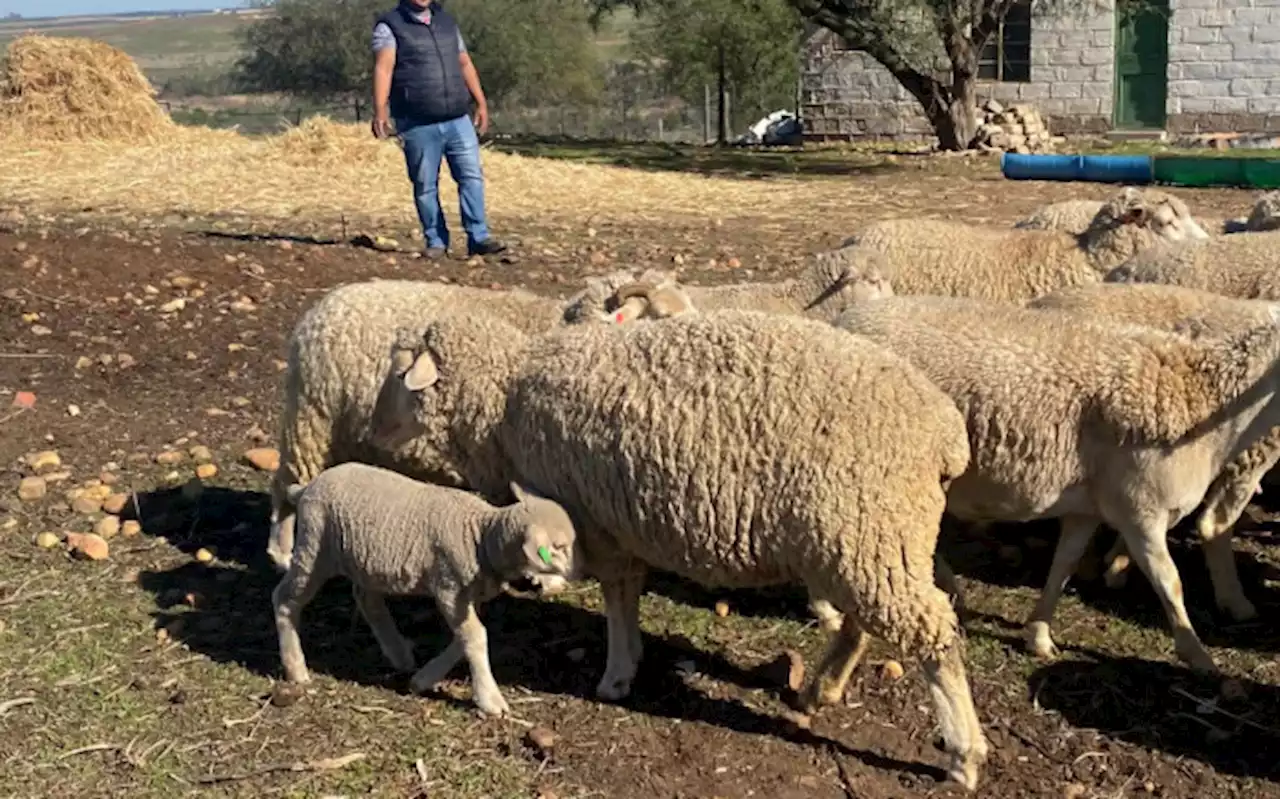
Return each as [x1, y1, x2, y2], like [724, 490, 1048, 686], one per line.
[260, 185, 1280, 791]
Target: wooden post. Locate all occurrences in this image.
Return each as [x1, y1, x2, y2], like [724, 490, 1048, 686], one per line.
[703, 83, 711, 144]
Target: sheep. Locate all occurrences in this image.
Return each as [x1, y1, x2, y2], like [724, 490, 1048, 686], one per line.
[378, 308, 990, 790]
[1028, 282, 1280, 621]
[272, 461, 581, 717]
[604, 245, 894, 323]
[266, 271, 656, 572]
[1103, 229, 1280, 297]
[831, 294, 1280, 674]
[834, 187, 1208, 303]
[1013, 199, 1107, 236]
[1244, 190, 1280, 232]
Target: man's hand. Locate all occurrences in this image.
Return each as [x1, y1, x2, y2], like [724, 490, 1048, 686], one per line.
[472, 103, 489, 136]
[372, 114, 393, 139]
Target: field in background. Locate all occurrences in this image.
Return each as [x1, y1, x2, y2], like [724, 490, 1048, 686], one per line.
[4, 118, 1280, 796]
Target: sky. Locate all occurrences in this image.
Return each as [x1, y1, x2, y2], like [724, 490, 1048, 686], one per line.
[3, 0, 247, 19]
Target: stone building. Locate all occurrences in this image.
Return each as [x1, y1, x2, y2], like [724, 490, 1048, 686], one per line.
[801, 0, 1280, 141]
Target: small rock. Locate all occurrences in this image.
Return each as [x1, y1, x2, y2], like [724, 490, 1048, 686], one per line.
[765, 649, 806, 693]
[155, 450, 185, 465]
[66, 404, 81, 417]
[74, 355, 93, 370]
[1063, 783, 1087, 799]
[171, 275, 197, 290]
[12, 391, 36, 409]
[0, 517, 17, 532]
[195, 547, 215, 564]
[71, 495, 103, 515]
[270, 682, 304, 707]
[1143, 782, 1156, 794]
[25, 450, 61, 473]
[30, 324, 52, 336]
[195, 463, 218, 480]
[525, 725, 557, 756]
[231, 396, 251, 408]
[121, 520, 142, 537]
[116, 353, 137, 370]
[880, 660, 905, 681]
[726, 257, 742, 269]
[101, 493, 129, 515]
[158, 298, 186, 313]
[94, 515, 122, 539]
[242, 447, 280, 472]
[42, 470, 71, 484]
[18, 476, 47, 501]
[35, 531, 60, 548]
[66, 532, 109, 561]
[714, 600, 730, 617]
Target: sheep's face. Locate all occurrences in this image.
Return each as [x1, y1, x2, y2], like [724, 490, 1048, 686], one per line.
[1100, 188, 1209, 243]
[807, 248, 894, 315]
[369, 343, 434, 451]
[509, 482, 582, 591]
[603, 280, 697, 323]
[1246, 192, 1280, 232]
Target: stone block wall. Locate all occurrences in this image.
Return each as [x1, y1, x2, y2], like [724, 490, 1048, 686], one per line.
[801, 4, 1116, 141]
[1166, 0, 1280, 133]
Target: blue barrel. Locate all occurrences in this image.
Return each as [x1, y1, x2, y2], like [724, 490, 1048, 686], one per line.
[1001, 152, 1153, 183]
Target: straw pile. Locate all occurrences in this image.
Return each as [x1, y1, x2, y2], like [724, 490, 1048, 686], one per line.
[0, 118, 1030, 235]
[971, 100, 1055, 154]
[266, 116, 386, 167]
[0, 34, 175, 143]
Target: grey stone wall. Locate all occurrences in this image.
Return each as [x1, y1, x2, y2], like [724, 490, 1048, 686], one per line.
[802, 5, 1116, 141]
[1166, 0, 1280, 133]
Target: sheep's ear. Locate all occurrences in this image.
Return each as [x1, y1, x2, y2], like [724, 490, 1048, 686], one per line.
[509, 481, 545, 503]
[654, 285, 695, 316]
[402, 351, 439, 391]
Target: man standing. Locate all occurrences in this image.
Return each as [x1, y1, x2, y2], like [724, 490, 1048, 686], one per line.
[372, 0, 506, 259]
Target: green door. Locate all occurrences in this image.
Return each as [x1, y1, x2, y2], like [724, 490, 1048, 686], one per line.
[1114, 0, 1169, 129]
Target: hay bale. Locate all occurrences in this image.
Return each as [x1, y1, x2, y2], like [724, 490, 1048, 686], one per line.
[0, 34, 175, 143]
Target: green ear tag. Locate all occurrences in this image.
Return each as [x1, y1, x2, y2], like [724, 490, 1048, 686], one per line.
[537, 545, 553, 566]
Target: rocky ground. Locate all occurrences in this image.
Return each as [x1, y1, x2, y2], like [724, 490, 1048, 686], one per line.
[3, 170, 1280, 798]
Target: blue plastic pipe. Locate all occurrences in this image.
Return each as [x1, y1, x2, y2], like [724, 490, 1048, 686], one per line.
[1000, 152, 1153, 184]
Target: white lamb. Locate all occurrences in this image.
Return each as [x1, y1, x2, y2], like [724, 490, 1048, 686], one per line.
[272, 461, 582, 717]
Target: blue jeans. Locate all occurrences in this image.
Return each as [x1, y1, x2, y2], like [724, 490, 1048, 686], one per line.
[397, 114, 491, 251]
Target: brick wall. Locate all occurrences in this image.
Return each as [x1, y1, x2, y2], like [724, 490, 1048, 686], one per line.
[801, 5, 1116, 142]
[1166, 0, 1280, 133]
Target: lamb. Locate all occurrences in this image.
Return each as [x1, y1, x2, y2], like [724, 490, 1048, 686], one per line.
[1244, 190, 1280, 232]
[378, 308, 990, 790]
[604, 245, 894, 323]
[266, 271, 655, 572]
[1027, 282, 1280, 621]
[272, 461, 581, 717]
[831, 294, 1280, 675]
[1103, 229, 1280, 297]
[833, 187, 1207, 303]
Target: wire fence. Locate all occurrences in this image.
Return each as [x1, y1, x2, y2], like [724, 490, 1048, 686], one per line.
[161, 85, 757, 144]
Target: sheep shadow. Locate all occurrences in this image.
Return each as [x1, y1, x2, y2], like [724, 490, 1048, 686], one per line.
[1030, 650, 1280, 782]
[123, 484, 276, 570]
[941, 510, 1280, 658]
[135, 558, 942, 783]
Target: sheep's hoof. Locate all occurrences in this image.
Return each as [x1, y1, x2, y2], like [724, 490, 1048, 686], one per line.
[1023, 622, 1059, 660]
[1218, 595, 1258, 623]
[1102, 558, 1131, 590]
[946, 752, 983, 792]
[475, 692, 511, 718]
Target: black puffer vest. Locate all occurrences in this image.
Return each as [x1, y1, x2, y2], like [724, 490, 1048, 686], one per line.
[377, 2, 471, 125]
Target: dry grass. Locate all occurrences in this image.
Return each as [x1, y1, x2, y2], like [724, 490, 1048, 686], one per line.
[0, 34, 175, 143]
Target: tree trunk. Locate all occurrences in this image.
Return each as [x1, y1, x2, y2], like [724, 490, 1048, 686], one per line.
[716, 37, 729, 145]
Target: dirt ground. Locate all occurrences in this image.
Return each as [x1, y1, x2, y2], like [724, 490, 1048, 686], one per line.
[4, 166, 1280, 799]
